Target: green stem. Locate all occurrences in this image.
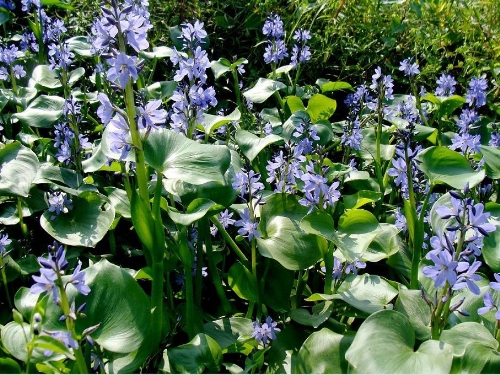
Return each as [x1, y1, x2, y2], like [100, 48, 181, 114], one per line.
[17, 198, 28, 238]
[180, 228, 197, 339]
[0, 256, 12, 310]
[210, 216, 249, 265]
[231, 68, 243, 115]
[200, 218, 231, 313]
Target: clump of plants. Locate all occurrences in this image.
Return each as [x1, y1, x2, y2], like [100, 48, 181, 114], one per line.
[0, 0, 500, 373]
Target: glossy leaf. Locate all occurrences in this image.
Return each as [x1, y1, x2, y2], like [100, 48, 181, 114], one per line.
[0, 142, 39, 197]
[345, 310, 453, 373]
[480, 145, 500, 179]
[145, 81, 177, 100]
[306, 93, 337, 122]
[203, 317, 254, 352]
[234, 130, 283, 163]
[167, 198, 224, 226]
[13, 95, 65, 128]
[482, 202, 500, 272]
[40, 191, 115, 247]
[144, 128, 231, 185]
[395, 288, 431, 341]
[295, 328, 353, 374]
[228, 262, 259, 302]
[163, 333, 222, 373]
[316, 78, 353, 93]
[290, 301, 334, 328]
[417, 146, 485, 189]
[31, 65, 62, 90]
[257, 194, 327, 270]
[202, 108, 240, 135]
[243, 78, 286, 103]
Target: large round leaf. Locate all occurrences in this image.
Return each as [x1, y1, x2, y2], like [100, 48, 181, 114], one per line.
[306, 93, 337, 122]
[480, 145, 500, 179]
[40, 191, 115, 247]
[482, 202, 500, 272]
[345, 310, 453, 373]
[13, 95, 65, 128]
[0, 142, 39, 197]
[43, 259, 152, 355]
[257, 194, 327, 270]
[295, 328, 353, 374]
[144, 128, 231, 185]
[417, 146, 485, 189]
[228, 262, 259, 302]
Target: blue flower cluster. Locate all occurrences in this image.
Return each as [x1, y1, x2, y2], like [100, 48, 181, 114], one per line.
[251, 316, 280, 346]
[169, 21, 217, 136]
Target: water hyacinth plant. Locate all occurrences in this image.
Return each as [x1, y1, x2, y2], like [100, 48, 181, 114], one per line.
[0, 0, 499, 373]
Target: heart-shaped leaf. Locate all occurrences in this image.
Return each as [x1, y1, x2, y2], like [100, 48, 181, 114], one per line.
[295, 328, 353, 374]
[306, 93, 337, 122]
[40, 191, 115, 247]
[0, 142, 39, 197]
[228, 262, 259, 302]
[144, 128, 231, 185]
[345, 310, 453, 373]
[417, 146, 485, 189]
[202, 108, 240, 135]
[257, 194, 327, 270]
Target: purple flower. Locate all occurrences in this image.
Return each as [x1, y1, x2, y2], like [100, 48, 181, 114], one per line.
[97, 93, 114, 125]
[262, 14, 284, 39]
[465, 77, 488, 108]
[48, 191, 73, 220]
[469, 203, 496, 236]
[423, 250, 459, 288]
[106, 52, 138, 89]
[235, 208, 261, 241]
[121, 13, 151, 52]
[0, 233, 11, 255]
[232, 170, 264, 198]
[108, 114, 132, 160]
[252, 316, 280, 346]
[345, 259, 366, 276]
[435, 74, 457, 97]
[43, 331, 79, 357]
[180, 20, 207, 45]
[30, 268, 59, 303]
[138, 99, 167, 130]
[399, 58, 420, 77]
[341, 119, 363, 150]
[264, 39, 288, 65]
[69, 261, 90, 295]
[490, 273, 500, 291]
[452, 260, 482, 295]
[12, 65, 26, 79]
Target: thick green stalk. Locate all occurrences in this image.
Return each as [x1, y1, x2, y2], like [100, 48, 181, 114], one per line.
[0, 256, 12, 310]
[179, 227, 197, 339]
[210, 216, 249, 265]
[231, 68, 243, 115]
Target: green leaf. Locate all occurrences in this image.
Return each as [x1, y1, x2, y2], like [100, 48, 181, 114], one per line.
[0, 87, 37, 108]
[33, 163, 82, 189]
[343, 190, 382, 209]
[300, 211, 336, 242]
[438, 95, 466, 118]
[345, 310, 453, 373]
[234, 130, 283, 163]
[163, 179, 236, 208]
[210, 58, 232, 79]
[243, 78, 286, 103]
[144, 128, 231, 185]
[306, 93, 337, 122]
[480, 145, 500, 179]
[66, 36, 93, 57]
[228, 262, 259, 302]
[315, 79, 353, 93]
[355, 127, 395, 161]
[290, 301, 334, 328]
[0, 142, 39, 197]
[440, 323, 500, 373]
[13, 95, 65, 128]
[257, 194, 327, 270]
[335, 274, 398, 313]
[202, 108, 241, 135]
[139, 46, 175, 59]
[335, 209, 381, 261]
[395, 287, 431, 341]
[364, 223, 400, 262]
[104, 187, 131, 218]
[163, 333, 222, 373]
[284, 95, 305, 115]
[40, 191, 115, 247]
[14, 287, 39, 321]
[43, 259, 152, 356]
[295, 328, 353, 374]
[417, 146, 485, 189]
[34, 336, 75, 360]
[167, 198, 224, 226]
[68, 67, 85, 86]
[31, 65, 62, 90]
[261, 260, 294, 312]
[145, 81, 177, 100]
[482, 202, 500, 272]
[0, 357, 22, 374]
[203, 317, 254, 352]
